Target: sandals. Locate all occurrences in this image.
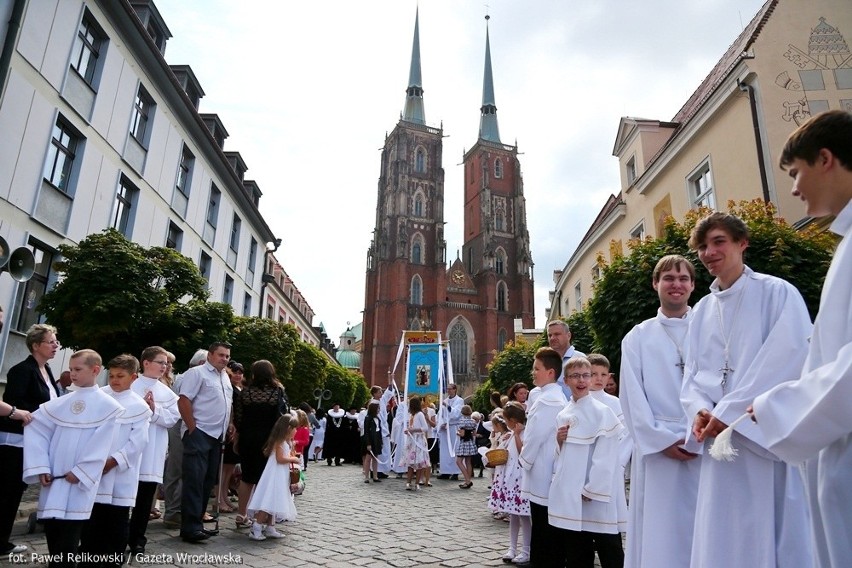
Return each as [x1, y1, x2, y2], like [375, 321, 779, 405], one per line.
[202, 512, 217, 523]
[148, 509, 162, 521]
[235, 515, 253, 528]
[458, 481, 473, 489]
[217, 502, 235, 513]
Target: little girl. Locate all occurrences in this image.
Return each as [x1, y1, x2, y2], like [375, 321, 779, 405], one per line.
[246, 414, 300, 541]
[455, 405, 477, 488]
[492, 402, 531, 564]
[486, 412, 511, 519]
[293, 409, 311, 466]
[399, 397, 430, 490]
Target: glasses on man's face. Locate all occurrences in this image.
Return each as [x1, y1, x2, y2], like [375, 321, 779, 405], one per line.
[151, 360, 169, 366]
[42, 340, 61, 347]
[566, 373, 592, 380]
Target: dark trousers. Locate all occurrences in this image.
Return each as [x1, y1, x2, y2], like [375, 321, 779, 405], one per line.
[592, 532, 624, 568]
[127, 481, 157, 550]
[0, 445, 27, 552]
[79, 503, 129, 567]
[530, 501, 557, 567]
[180, 429, 220, 536]
[43, 519, 85, 568]
[549, 527, 596, 568]
[303, 436, 313, 469]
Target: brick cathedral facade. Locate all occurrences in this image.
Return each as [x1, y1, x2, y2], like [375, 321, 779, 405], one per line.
[362, 12, 534, 392]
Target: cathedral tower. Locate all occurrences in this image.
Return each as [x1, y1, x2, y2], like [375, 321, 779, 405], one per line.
[362, 13, 534, 390]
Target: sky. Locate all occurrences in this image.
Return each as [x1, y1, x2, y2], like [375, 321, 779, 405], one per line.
[154, 0, 769, 343]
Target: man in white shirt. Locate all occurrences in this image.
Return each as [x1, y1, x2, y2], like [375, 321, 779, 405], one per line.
[531, 321, 585, 404]
[177, 342, 233, 543]
[751, 110, 852, 568]
[437, 384, 464, 479]
[620, 255, 701, 568]
[681, 213, 814, 568]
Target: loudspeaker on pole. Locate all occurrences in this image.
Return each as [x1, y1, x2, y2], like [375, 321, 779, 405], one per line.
[0, 243, 35, 282]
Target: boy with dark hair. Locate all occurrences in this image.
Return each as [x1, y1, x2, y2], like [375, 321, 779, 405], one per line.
[23, 349, 124, 567]
[519, 347, 567, 567]
[752, 109, 852, 567]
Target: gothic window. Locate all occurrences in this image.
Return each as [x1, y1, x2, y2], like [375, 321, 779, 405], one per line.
[414, 192, 424, 217]
[415, 148, 426, 173]
[494, 158, 503, 178]
[498, 328, 507, 350]
[410, 275, 423, 305]
[495, 210, 505, 232]
[497, 281, 508, 312]
[450, 321, 469, 375]
[411, 235, 423, 264]
[495, 248, 506, 275]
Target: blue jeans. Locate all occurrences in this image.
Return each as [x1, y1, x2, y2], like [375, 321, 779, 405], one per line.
[180, 429, 220, 536]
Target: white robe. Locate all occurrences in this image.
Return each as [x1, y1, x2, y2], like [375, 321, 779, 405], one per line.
[375, 388, 395, 473]
[519, 382, 567, 505]
[547, 395, 623, 532]
[621, 309, 701, 568]
[590, 390, 629, 532]
[681, 267, 814, 568]
[438, 395, 464, 475]
[95, 387, 152, 506]
[391, 401, 408, 473]
[23, 386, 124, 520]
[131, 376, 180, 482]
[752, 200, 852, 568]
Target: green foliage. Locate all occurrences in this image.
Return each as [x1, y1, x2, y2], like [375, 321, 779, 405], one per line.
[349, 371, 371, 409]
[472, 339, 537, 413]
[323, 365, 357, 409]
[229, 316, 299, 386]
[163, 301, 235, 370]
[586, 199, 835, 374]
[287, 342, 329, 408]
[39, 229, 224, 361]
[565, 311, 594, 354]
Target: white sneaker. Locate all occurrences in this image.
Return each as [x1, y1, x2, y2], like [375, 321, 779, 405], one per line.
[513, 552, 530, 564]
[263, 525, 285, 539]
[248, 525, 266, 541]
[502, 549, 516, 563]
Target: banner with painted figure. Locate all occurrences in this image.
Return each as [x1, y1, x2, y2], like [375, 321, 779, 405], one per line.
[406, 343, 441, 397]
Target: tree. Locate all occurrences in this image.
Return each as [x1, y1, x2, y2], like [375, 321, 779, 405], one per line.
[349, 371, 371, 409]
[287, 342, 328, 408]
[472, 338, 541, 413]
[39, 229, 232, 362]
[586, 199, 835, 374]
[324, 365, 357, 409]
[229, 316, 299, 385]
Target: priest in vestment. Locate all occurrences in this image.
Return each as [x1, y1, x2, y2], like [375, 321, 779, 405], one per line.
[620, 255, 701, 568]
[681, 213, 814, 568]
[752, 110, 852, 568]
[437, 383, 463, 477]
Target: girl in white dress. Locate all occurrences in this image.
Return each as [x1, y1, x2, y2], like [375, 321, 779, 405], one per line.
[399, 397, 431, 490]
[247, 414, 299, 541]
[490, 402, 531, 564]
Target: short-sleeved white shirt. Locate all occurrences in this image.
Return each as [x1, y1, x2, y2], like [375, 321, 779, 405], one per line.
[178, 361, 232, 440]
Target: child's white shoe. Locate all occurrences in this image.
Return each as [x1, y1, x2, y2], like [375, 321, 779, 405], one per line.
[512, 552, 530, 565]
[248, 524, 266, 541]
[263, 525, 285, 539]
[502, 549, 515, 563]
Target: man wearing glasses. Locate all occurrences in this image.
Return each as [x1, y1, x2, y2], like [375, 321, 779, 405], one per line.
[127, 346, 180, 555]
[177, 342, 233, 543]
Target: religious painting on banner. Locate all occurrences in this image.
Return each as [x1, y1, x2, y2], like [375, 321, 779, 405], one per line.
[407, 343, 441, 397]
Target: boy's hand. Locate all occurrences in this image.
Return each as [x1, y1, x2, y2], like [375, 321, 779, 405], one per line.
[556, 425, 569, 445]
[39, 473, 52, 487]
[103, 457, 118, 473]
[661, 441, 698, 461]
[144, 391, 155, 412]
[692, 409, 711, 441]
[65, 471, 80, 484]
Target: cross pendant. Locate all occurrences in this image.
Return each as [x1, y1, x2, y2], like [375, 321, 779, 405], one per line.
[676, 358, 685, 373]
[719, 361, 734, 391]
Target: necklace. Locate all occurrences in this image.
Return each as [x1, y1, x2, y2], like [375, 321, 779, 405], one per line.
[659, 320, 687, 373]
[714, 276, 749, 393]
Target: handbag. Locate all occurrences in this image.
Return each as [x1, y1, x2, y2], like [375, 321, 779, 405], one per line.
[277, 386, 290, 417]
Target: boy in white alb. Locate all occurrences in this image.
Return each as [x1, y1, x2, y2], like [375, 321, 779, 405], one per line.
[23, 350, 123, 567]
[549, 356, 623, 568]
[127, 346, 180, 555]
[79, 354, 151, 567]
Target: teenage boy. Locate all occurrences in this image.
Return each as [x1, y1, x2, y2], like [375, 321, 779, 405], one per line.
[79, 354, 151, 567]
[681, 212, 814, 567]
[127, 347, 180, 554]
[549, 356, 624, 568]
[751, 109, 852, 568]
[23, 350, 123, 567]
[519, 347, 567, 567]
[620, 255, 701, 568]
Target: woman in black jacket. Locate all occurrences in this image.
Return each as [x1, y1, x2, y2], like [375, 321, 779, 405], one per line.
[361, 402, 382, 483]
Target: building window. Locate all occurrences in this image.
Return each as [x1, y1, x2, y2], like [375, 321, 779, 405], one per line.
[494, 158, 503, 179]
[166, 221, 183, 250]
[574, 281, 582, 311]
[13, 241, 55, 332]
[415, 148, 425, 173]
[266, 303, 274, 320]
[495, 210, 505, 232]
[71, 11, 104, 86]
[247, 238, 258, 275]
[206, 186, 220, 228]
[497, 281, 508, 312]
[199, 251, 212, 284]
[629, 220, 645, 240]
[688, 162, 716, 210]
[130, 84, 154, 145]
[176, 145, 193, 198]
[449, 321, 469, 375]
[243, 292, 252, 316]
[495, 249, 506, 275]
[498, 328, 507, 350]
[410, 275, 422, 305]
[626, 155, 637, 185]
[414, 193, 424, 217]
[592, 265, 602, 282]
[223, 274, 234, 304]
[112, 176, 138, 237]
[229, 214, 241, 253]
[411, 236, 423, 264]
[43, 118, 80, 194]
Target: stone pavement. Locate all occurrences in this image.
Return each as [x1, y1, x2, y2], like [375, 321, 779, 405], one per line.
[7, 464, 524, 567]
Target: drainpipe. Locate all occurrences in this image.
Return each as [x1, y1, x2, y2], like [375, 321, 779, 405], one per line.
[739, 80, 772, 204]
[0, 0, 25, 103]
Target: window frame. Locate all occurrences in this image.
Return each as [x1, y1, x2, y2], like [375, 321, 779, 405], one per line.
[410, 274, 423, 305]
[129, 84, 155, 146]
[166, 221, 183, 251]
[70, 11, 105, 87]
[494, 158, 503, 179]
[112, 176, 139, 237]
[42, 117, 81, 195]
[687, 159, 716, 210]
[12, 240, 56, 332]
[176, 145, 194, 198]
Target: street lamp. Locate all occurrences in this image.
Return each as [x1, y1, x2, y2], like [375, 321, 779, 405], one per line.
[257, 238, 282, 318]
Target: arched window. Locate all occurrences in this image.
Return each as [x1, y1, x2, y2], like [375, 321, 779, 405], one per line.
[497, 281, 508, 311]
[410, 275, 422, 305]
[412, 240, 422, 264]
[498, 328, 507, 350]
[495, 248, 506, 275]
[495, 158, 503, 178]
[415, 148, 425, 173]
[495, 210, 505, 232]
[414, 193, 424, 217]
[450, 320, 469, 375]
